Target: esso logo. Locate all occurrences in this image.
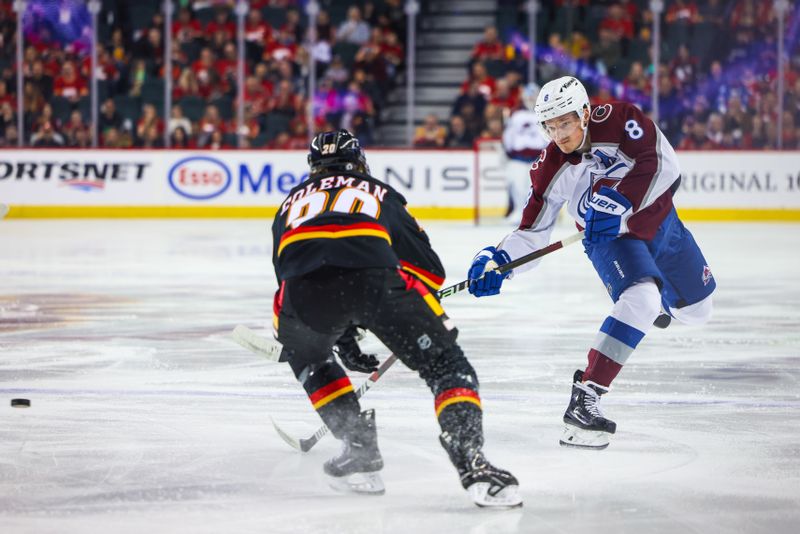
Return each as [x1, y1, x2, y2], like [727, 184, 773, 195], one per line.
[168, 156, 232, 200]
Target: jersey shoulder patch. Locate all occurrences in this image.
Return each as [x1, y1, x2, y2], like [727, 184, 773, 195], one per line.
[529, 142, 569, 181]
[590, 104, 613, 123]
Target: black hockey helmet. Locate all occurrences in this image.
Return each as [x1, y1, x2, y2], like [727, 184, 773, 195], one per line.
[307, 129, 369, 176]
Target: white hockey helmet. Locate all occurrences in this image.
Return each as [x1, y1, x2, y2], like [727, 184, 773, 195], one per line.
[521, 82, 540, 111]
[534, 76, 590, 124]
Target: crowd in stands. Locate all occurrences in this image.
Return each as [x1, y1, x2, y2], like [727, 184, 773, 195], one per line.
[0, 0, 406, 148]
[1, 1, 798, 151]
[416, 0, 800, 150]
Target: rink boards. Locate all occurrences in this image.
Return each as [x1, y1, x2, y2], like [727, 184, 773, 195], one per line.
[1, 148, 799, 221]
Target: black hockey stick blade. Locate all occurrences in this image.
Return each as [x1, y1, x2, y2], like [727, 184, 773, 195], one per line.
[436, 231, 585, 299]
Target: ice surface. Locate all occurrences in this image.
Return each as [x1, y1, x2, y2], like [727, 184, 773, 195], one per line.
[1, 219, 798, 533]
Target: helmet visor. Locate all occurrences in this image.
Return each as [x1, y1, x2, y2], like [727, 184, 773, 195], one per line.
[541, 113, 582, 140]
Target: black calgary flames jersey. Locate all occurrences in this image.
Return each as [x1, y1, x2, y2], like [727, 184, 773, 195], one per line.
[271, 171, 446, 290]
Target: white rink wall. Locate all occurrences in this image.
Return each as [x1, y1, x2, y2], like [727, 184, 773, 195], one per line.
[0, 149, 799, 220]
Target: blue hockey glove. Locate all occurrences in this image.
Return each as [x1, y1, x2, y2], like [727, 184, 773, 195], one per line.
[583, 186, 633, 244]
[467, 246, 512, 297]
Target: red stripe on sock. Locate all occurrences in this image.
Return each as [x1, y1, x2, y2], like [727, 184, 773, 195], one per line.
[583, 349, 622, 387]
[308, 377, 353, 405]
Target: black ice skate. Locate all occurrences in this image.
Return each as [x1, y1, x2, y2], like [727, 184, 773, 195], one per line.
[439, 432, 522, 508]
[324, 409, 385, 495]
[560, 370, 617, 450]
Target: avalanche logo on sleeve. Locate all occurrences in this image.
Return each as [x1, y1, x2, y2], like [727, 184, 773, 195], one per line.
[702, 265, 713, 286]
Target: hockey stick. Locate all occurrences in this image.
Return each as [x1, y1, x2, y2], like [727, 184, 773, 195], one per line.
[436, 230, 585, 299]
[231, 324, 282, 362]
[241, 231, 584, 452]
[271, 354, 399, 452]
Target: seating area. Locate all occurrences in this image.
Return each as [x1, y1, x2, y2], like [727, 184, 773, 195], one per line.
[1, 1, 798, 150]
[435, 0, 800, 150]
[0, 0, 406, 148]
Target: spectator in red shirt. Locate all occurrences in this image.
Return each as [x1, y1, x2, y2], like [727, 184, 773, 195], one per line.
[471, 26, 504, 61]
[380, 31, 404, 71]
[263, 29, 298, 62]
[730, 0, 773, 33]
[599, 4, 634, 41]
[678, 117, 716, 150]
[173, 68, 201, 100]
[669, 44, 698, 89]
[192, 47, 220, 98]
[490, 79, 519, 114]
[216, 41, 241, 82]
[665, 0, 698, 45]
[665, 0, 699, 25]
[172, 8, 202, 44]
[206, 8, 236, 42]
[270, 79, 304, 117]
[245, 9, 272, 50]
[136, 103, 165, 143]
[460, 62, 496, 100]
[81, 47, 119, 84]
[242, 75, 270, 114]
[53, 61, 88, 102]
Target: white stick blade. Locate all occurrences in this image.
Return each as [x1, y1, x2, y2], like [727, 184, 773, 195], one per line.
[230, 325, 282, 362]
[270, 417, 303, 451]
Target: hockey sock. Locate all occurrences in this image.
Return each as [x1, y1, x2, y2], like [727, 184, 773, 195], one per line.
[584, 348, 623, 387]
[296, 360, 361, 439]
[584, 316, 646, 387]
[435, 388, 483, 438]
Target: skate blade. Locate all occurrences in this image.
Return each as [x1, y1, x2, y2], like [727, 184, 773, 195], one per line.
[468, 483, 523, 508]
[559, 424, 611, 450]
[327, 471, 385, 495]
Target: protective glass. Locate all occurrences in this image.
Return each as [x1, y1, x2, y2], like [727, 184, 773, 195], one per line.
[541, 113, 581, 140]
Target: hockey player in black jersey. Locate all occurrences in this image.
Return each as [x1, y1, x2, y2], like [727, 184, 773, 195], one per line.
[271, 129, 521, 508]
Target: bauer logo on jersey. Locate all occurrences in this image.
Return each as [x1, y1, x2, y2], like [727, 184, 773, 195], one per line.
[168, 156, 232, 200]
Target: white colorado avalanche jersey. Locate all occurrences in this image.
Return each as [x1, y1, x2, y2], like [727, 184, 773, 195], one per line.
[502, 109, 550, 161]
[499, 101, 682, 274]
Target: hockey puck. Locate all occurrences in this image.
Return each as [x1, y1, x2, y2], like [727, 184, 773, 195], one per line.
[10, 398, 31, 408]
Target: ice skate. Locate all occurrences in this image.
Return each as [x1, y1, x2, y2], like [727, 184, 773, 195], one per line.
[440, 432, 522, 508]
[560, 370, 616, 450]
[324, 409, 385, 495]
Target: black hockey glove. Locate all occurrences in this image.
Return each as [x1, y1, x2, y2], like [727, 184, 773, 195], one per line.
[333, 326, 379, 373]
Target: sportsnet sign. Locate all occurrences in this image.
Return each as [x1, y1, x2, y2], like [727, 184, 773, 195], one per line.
[0, 149, 798, 219]
[0, 149, 481, 209]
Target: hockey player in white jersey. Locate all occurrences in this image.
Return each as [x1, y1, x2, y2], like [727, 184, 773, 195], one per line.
[502, 83, 550, 220]
[467, 76, 716, 449]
